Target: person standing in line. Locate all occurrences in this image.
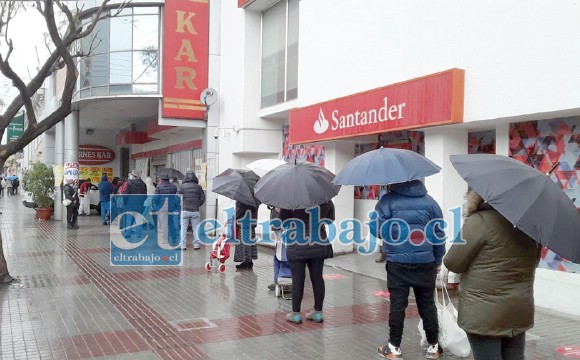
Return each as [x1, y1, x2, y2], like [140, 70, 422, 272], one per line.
[0, 177, 5, 197]
[279, 201, 335, 324]
[177, 170, 205, 250]
[154, 174, 179, 246]
[233, 201, 259, 270]
[143, 177, 156, 230]
[370, 180, 445, 359]
[12, 178, 19, 195]
[78, 178, 92, 216]
[98, 175, 114, 225]
[63, 182, 80, 229]
[6, 178, 12, 196]
[444, 191, 541, 360]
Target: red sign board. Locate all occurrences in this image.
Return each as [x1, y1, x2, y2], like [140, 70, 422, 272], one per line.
[162, 0, 209, 119]
[79, 145, 115, 165]
[289, 69, 464, 144]
[238, 0, 256, 7]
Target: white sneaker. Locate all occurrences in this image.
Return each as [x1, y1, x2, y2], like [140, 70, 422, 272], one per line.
[425, 343, 443, 359]
[378, 342, 403, 359]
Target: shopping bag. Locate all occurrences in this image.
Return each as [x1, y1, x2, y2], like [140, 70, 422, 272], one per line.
[418, 277, 471, 357]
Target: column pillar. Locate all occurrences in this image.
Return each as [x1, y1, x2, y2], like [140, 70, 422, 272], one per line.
[323, 141, 355, 254]
[424, 127, 468, 232]
[496, 123, 510, 156]
[54, 122, 64, 221]
[62, 111, 79, 225]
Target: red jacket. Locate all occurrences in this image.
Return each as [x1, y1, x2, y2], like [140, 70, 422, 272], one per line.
[79, 182, 91, 196]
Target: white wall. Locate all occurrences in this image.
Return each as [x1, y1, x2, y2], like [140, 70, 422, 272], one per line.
[298, 0, 580, 121]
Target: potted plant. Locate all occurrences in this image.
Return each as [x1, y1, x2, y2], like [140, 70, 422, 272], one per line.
[27, 162, 54, 220]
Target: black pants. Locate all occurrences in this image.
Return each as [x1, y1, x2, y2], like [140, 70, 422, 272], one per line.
[67, 205, 78, 227]
[467, 333, 526, 360]
[386, 261, 438, 347]
[290, 258, 325, 312]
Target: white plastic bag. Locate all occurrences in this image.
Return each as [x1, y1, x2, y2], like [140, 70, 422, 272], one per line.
[418, 277, 471, 357]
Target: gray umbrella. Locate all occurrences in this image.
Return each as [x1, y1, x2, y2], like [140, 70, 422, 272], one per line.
[450, 154, 580, 263]
[155, 168, 185, 180]
[254, 161, 340, 210]
[334, 147, 441, 185]
[212, 168, 260, 207]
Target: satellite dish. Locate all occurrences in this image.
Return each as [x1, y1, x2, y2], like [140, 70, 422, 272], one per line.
[200, 88, 218, 106]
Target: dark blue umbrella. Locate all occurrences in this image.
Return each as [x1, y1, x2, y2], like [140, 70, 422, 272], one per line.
[255, 161, 340, 210]
[333, 147, 441, 185]
[450, 154, 580, 263]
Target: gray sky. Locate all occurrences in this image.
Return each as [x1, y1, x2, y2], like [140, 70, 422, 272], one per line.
[0, 6, 49, 111]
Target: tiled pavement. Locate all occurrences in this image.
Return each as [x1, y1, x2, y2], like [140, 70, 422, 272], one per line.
[1, 195, 579, 359]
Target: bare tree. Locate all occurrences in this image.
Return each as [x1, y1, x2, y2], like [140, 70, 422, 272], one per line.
[0, 0, 127, 284]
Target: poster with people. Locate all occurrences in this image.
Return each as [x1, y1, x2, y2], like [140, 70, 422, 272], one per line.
[282, 125, 325, 166]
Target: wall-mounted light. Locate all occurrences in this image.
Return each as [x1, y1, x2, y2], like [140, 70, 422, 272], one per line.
[86, 129, 94, 136]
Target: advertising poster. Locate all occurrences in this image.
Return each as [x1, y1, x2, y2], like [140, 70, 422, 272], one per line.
[80, 167, 113, 183]
[63, 162, 80, 186]
[53, 165, 64, 187]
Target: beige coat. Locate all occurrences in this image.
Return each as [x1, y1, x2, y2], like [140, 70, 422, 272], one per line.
[444, 191, 541, 337]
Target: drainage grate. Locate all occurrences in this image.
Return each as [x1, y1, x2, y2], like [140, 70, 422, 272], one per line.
[170, 318, 217, 332]
[15, 273, 61, 288]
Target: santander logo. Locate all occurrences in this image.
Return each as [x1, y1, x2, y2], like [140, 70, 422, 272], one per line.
[313, 108, 330, 134]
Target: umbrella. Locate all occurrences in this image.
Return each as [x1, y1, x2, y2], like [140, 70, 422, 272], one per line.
[212, 168, 260, 207]
[254, 161, 340, 209]
[5, 175, 17, 180]
[333, 147, 441, 185]
[450, 154, 580, 263]
[155, 168, 185, 180]
[246, 159, 287, 177]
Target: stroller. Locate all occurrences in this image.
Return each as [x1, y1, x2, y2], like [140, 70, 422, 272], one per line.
[206, 227, 232, 273]
[273, 229, 292, 299]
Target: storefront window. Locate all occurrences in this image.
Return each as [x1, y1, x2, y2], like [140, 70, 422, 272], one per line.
[77, 7, 160, 98]
[261, 0, 299, 108]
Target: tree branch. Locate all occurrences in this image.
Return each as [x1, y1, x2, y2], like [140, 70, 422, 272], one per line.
[0, 49, 37, 126]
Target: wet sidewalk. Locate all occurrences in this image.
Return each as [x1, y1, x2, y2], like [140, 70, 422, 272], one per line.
[0, 195, 579, 359]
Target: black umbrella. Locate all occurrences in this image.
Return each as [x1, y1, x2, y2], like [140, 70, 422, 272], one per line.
[450, 154, 580, 263]
[155, 168, 185, 180]
[254, 161, 340, 210]
[212, 169, 260, 207]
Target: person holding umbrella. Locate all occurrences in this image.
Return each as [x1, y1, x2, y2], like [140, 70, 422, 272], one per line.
[444, 190, 541, 359]
[254, 161, 340, 324]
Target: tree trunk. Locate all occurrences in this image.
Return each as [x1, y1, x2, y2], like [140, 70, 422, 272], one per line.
[0, 157, 15, 284]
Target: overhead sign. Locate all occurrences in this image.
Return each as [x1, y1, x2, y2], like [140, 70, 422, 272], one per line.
[7, 113, 24, 142]
[162, 0, 209, 120]
[79, 145, 115, 165]
[238, 0, 256, 7]
[289, 69, 465, 144]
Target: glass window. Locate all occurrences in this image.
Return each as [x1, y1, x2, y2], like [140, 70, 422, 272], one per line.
[133, 51, 158, 84]
[286, 0, 299, 101]
[80, 57, 91, 89]
[133, 84, 157, 94]
[91, 86, 109, 96]
[91, 54, 109, 86]
[134, 7, 159, 15]
[110, 52, 132, 84]
[261, 0, 299, 108]
[110, 84, 132, 94]
[133, 15, 159, 50]
[92, 18, 110, 54]
[110, 16, 133, 51]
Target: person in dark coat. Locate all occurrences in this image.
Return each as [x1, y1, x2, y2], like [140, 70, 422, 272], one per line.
[63, 182, 80, 229]
[154, 175, 179, 244]
[177, 170, 205, 250]
[279, 201, 335, 324]
[444, 191, 541, 360]
[370, 180, 445, 359]
[233, 201, 259, 270]
[98, 175, 114, 225]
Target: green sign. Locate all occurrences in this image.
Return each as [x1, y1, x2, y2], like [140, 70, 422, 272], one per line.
[7, 113, 24, 142]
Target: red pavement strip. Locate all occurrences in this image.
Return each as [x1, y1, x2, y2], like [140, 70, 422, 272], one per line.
[557, 346, 580, 358]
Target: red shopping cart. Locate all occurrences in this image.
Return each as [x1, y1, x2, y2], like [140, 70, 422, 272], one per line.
[205, 231, 231, 273]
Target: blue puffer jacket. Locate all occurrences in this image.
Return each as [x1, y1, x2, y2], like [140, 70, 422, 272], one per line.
[369, 180, 446, 265]
[98, 175, 114, 202]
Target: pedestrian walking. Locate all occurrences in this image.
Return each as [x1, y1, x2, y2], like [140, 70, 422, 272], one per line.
[63, 183, 80, 229]
[0, 177, 4, 197]
[98, 175, 114, 225]
[6, 179, 12, 196]
[279, 200, 335, 324]
[177, 170, 205, 250]
[370, 180, 445, 359]
[12, 178, 19, 195]
[78, 178, 92, 216]
[233, 201, 259, 270]
[444, 190, 541, 360]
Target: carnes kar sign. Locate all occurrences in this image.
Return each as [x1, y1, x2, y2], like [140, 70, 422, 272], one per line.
[79, 145, 115, 165]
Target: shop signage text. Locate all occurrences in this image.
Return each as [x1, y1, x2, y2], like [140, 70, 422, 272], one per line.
[79, 145, 115, 165]
[289, 69, 464, 144]
[162, 0, 209, 120]
[7, 114, 24, 142]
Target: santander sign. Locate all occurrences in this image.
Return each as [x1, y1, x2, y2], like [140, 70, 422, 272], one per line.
[289, 69, 464, 144]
